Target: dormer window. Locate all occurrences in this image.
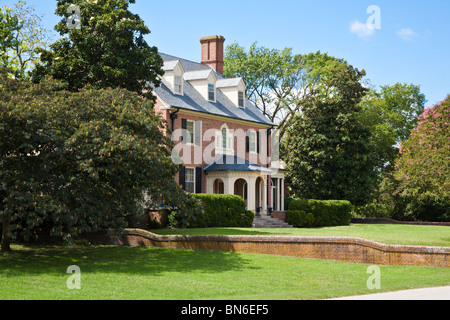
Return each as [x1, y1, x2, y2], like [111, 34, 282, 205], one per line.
[161, 60, 184, 95]
[238, 91, 245, 108]
[174, 76, 182, 95]
[216, 77, 246, 108]
[208, 84, 215, 102]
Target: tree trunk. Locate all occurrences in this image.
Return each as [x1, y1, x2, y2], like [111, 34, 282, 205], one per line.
[1, 212, 11, 252]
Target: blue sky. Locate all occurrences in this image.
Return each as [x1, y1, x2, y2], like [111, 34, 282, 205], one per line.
[3, 0, 449, 106]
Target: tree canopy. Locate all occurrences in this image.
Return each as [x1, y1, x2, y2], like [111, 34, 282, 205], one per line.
[394, 95, 449, 197]
[357, 83, 427, 173]
[283, 56, 379, 206]
[31, 0, 163, 100]
[0, 5, 21, 76]
[0, 76, 197, 251]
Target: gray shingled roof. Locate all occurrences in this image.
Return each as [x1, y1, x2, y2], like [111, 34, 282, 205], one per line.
[153, 53, 275, 126]
[183, 69, 214, 81]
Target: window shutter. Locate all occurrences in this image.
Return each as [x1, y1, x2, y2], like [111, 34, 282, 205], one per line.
[179, 166, 186, 190]
[246, 131, 250, 153]
[195, 167, 203, 194]
[195, 121, 202, 146]
[257, 131, 261, 154]
[181, 119, 187, 144]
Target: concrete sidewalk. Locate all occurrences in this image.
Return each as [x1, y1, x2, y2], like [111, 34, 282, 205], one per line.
[329, 286, 450, 300]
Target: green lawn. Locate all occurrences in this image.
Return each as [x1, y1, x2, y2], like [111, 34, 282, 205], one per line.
[0, 245, 449, 300]
[151, 224, 450, 247]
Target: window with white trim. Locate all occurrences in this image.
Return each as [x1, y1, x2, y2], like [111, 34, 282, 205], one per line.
[249, 131, 257, 153]
[174, 75, 182, 94]
[222, 127, 228, 150]
[238, 91, 245, 108]
[208, 83, 215, 101]
[185, 168, 195, 193]
[186, 120, 195, 145]
[216, 125, 233, 155]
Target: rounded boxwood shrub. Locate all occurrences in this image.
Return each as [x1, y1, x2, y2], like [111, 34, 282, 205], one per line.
[288, 199, 352, 227]
[286, 210, 314, 228]
[182, 194, 254, 228]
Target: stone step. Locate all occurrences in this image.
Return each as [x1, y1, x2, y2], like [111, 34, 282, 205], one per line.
[253, 215, 294, 229]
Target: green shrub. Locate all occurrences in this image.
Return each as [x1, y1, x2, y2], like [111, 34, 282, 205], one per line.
[288, 199, 352, 227]
[286, 210, 314, 228]
[405, 192, 450, 222]
[353, 203, 394, 219]
[179, 194, 254, 228]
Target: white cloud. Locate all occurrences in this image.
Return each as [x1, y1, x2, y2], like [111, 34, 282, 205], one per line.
[350, 21, 376, 39]
[396, 28, 418, 42]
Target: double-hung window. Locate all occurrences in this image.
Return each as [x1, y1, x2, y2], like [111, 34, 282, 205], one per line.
[186, 120, 195, 145]
[238, 91, 245, 108]
[222, 127, 228, 150]
[185, 168, 195, 193]
[248, 131, 257, 153]
[208, 84, 215, 101]
[174, 76, 182, 94]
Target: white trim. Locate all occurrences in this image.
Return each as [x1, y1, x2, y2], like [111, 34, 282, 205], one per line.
[248, 130, 257, 154]
[186, 120, 195, 145]
[208, 83, 216, 102]
[215, 124, 234, 155]
[185, 167, 196, 194]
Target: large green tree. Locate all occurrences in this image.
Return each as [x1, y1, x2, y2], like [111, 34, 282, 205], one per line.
[284, 56, 379, 206]
[2, 1, 53, 79]
[358, 83, 426, 173]
[0, 5, 21, 76]
[0, 76, 197, 252]
[31, 0, 163, 100]
[224, 43, 316, 139]
[395, 95, 449, 197]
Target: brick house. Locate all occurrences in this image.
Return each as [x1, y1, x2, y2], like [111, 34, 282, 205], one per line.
[153, 36, 286, 216]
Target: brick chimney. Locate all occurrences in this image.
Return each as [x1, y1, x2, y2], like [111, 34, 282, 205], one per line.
[200, 35, 225, 75]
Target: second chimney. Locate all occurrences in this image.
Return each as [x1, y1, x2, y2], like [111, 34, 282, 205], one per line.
[200, 35, 225, 75]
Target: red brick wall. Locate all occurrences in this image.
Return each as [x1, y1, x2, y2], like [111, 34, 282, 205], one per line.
[102, 229, 450, 268]
[172, 111, 272, 194]
[200, 36, 225, 75]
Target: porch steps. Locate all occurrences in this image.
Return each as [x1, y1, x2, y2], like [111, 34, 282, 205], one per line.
[253, 214, 294, 229]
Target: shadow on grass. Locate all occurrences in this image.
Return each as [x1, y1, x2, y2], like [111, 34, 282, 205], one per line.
[0, 245, 258, 278]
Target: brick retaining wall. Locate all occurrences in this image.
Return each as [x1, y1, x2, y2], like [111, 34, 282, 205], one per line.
[99, 229, 450, 268]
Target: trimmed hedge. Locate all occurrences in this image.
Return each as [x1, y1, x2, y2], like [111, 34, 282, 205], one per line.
[183, 194, 254, 228]
[287, 199, 352, 228]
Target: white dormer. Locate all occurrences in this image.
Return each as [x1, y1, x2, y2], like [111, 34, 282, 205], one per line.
[184, 69, 217, 102]
[162, 60, 184, 95]
[216, 78, 246, 108]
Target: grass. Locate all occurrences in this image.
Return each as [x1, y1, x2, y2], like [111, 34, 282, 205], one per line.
[150, 224, 450, 247]
[0, 245, 449, 300]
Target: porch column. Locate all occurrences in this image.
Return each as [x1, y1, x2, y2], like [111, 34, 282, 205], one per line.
[262, 176, 268, 215]
[247, 176, 257, 212]
[206, 176, 214, 194]
[276, 178, 281, 211]
[225, 177, 235, 196]
[281, 178, 285, 211]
